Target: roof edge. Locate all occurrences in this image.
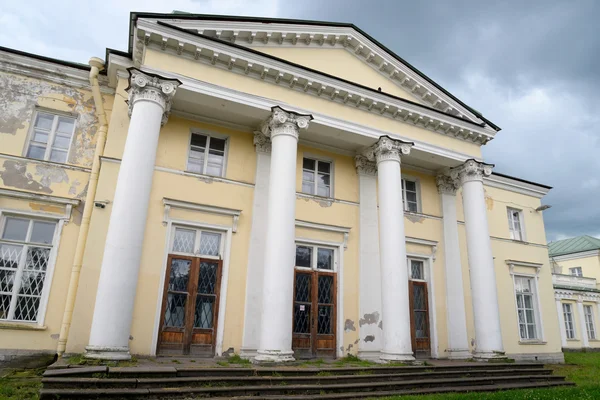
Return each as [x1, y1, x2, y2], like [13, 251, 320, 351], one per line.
[0, 45, 90, 71]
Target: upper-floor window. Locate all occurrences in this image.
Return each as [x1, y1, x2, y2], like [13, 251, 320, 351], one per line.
[569, 267, 583, 277]
[584, 304, 596, 340]
[187, 132, 227, 177]
[514, 276, 540, 340]
[0, 216, 57, 323]
[507, 207, 525, 241]
[26, 111, 76, 163]
[295, 244, 335, 271]
[302, 158, 332, 197]
[401, 178, 419, 212]
[562, 303, 576, 339]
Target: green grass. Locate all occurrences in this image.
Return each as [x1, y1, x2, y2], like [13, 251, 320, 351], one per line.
[217, 354, 251, 367]
[0, 368, 43, 400]
[66, 354, 138, 367]
[376, 352, 600, 400]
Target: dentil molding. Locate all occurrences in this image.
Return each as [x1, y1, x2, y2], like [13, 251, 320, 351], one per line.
[126, 68, 181, 125]
[449, 159, 494, 184]
[362, 135, 414, 164]
[258, 106, 313, 140]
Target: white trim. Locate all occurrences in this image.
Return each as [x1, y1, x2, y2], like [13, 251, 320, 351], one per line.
[505, 260, 544, 269]
[0, 188, 80, 207]
[162, 198, 241, 232]
[295, 219, 351, 249]
[551, 250, 600, 262]
[0, 153, 91, 173]
[483, 174, 550, 199]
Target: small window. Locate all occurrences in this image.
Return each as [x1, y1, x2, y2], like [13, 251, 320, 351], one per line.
[514, 276, 540, 340]
[569, 267, 583, 277]
[409, 259, 424, 280]
[507, 208, 525, 241]
[171, 227, 221, 258]
[302, 158, 332, 197]
[562, 303, 576, 339]
[0, 216, 57, 322]
[295, 244, 335, 271]
[584, 305, 596, 340]
[26, 111, 76, 163]
[401, 179, 419, 212]
[187, 132, 227, 176]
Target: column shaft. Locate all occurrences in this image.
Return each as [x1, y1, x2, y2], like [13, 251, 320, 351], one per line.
[556, 299, 567, 348]
[577, 301, 590, 348]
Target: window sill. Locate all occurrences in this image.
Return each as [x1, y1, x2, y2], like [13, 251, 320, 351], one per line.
[0, 321, 47, 331]
[566, 339, 580, 342]
[519, 340, 547, 345]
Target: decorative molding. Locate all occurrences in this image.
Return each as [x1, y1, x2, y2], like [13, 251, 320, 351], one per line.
[146, 18, 486, 125]
[253, 131, 271, 153]
[505, 259, 544, 269]
[295, 219, 351, 249]
[406, 236, 438, 260]
[552, 273, 597, 290]
[483, 174, 550, 199]
[162, 198, 241, 232]
[134, 20, 496, 144]
[449, 159, 494, 184]
[436, 174, 459, 195]
[126, 68, 181, 125]
[258, 106, 313, 140]
[361, 135, 413, 165]
[354, 155, 377, 176]
[0, 153, 92, 173]
[0, 188, 79, 222]
[489, 235, 548, 248]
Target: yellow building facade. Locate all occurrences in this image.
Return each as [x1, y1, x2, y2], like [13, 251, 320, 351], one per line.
[0, 13, 564, 364]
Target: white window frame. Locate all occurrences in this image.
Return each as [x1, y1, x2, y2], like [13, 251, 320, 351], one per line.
[169, 225, 224, 260]
[301, 155, 334, 198]
[401, 176, 421, 213]
[507, 207, 526, 241]
[563, 303, 576, 340]
[513, 275, 541, 341]
[0, 212, 62, 326]
[185, 129, 229, 178]
[569, 267, 583, 277]
[24, 109, 77, 163]
[584, 304, 596, 340]
[294, 242, 337, 272]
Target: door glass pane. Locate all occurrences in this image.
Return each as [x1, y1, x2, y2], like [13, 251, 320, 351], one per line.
[318, 275, 333, 304]
[30, 221, 56, 244]
[172, 229, 196, 254]
[317, 305, 332, 334]
[317, 248, 333, 270]
[164, 293, 186, 327]
[411, 260, 424, 280]
[2, 218, 29, 241]
[198, 261, 218, 294]
[414, 311, 428, 338]
[294, 303, 311, 333]
[295, 246, 312, 268]
[295, 274, 311, 302]
[199, 232, 220, 256]
[167, 259, 191, 292]
[413, 285, 426, 309]
[194, 295, 214, 328]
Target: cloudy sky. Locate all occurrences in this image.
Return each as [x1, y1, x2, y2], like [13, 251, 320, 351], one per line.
[2, 0, 598, 241]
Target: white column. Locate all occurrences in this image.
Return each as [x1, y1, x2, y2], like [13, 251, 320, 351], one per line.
[577, 300, 590, 348]
[86, 69, 180, 360]
[355, 156, 383, 361]
[255, 107, 313, 363]
[450, 160, 504, 359]
[362, 136, 415, 362]
[556, 299, 567, 348]
[241, 133, 271, 358]
[436, 175, 471, 359]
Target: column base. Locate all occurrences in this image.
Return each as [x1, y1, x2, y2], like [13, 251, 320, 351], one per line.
[380, 350, 415, 363]
[473, 350, 507, 361]
[357, 350, 381, 362]
[446, 349, 472, 360]
[84, 345, 131, 361]
[239, 348, 258, 360]
[253, 349, 295, 363]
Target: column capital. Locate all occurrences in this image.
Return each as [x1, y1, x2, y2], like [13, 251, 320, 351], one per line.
[362, 135, 413, 165]
[260, 106, 313, 140]
[355, 155, 377, 176]
[436, 174, 460, 195]
[126, 68, 181, 125]
[449, 159, 494, 185]
[253, 131, 272, 154]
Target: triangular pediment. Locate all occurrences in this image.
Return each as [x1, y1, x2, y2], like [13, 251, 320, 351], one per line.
[130, 12, 498, 130]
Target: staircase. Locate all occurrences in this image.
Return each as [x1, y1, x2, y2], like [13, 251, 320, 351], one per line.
[40, 362, 573, 399]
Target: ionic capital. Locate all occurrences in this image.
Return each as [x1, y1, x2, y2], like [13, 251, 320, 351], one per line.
[354, 155, 377, 176]
[436, 174, 460, 195]
[259, 106, 313, 140]
[362, 135, 413, 165]
[253, 131, 272, 154]
[126, 68, 181, 125]
[449, 159, 494, 185]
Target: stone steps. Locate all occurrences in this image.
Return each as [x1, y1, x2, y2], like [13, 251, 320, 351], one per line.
[39, 363, 573, 399]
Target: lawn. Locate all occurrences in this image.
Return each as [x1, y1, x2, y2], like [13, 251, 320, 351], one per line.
[0, 352, 598, 399]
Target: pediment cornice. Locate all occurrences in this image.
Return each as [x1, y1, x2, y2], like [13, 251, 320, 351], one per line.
[133, 19, 496, 145]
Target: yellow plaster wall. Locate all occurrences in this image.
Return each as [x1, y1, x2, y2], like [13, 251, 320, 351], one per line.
[554, 256, 600, 281]
[257, 47, 423, 103]
[143, 49, 483, 159]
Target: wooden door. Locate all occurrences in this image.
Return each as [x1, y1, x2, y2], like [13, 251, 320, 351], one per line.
[157, 255, 222, 356]
[409, 280, 431, 357]
[292, 270, 336, 359]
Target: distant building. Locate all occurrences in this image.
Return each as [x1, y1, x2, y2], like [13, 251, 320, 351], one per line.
[550, 236, 600, 350]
